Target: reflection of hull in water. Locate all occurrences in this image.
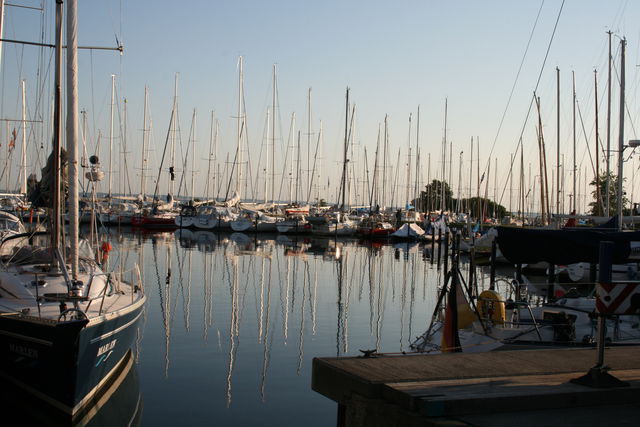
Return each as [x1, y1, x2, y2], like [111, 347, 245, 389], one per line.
[174, 229, 219, 251]
[0, 350, 142, 426]
[174, 215, 196, 228]
[230, 218, 278, 232]
[230, 232, 252, 245]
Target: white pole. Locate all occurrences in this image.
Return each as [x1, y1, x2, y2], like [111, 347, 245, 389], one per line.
[617, 38, 626, 230]
[21, 79, 27, 194]
[0, 0, 5, 73]
[141, 86, 148, 200]
[108, 74, 115, 200]
[66, 0, 79, 279]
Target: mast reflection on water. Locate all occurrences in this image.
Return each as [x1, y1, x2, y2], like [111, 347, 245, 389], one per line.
[81, 228, 499, 425]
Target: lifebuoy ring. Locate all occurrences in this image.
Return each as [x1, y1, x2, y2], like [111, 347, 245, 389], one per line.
[477, 289, 506, 325]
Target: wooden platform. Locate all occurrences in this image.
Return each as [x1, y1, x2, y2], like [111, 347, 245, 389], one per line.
[312, 346, 640, 426]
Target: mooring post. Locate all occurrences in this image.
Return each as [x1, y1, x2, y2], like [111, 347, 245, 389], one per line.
[596, 241, 613, 368]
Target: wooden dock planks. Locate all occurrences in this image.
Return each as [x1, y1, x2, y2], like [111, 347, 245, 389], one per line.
[312, 346, 640, 425]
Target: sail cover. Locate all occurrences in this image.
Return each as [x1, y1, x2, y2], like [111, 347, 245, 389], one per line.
[497, 226, 640, 265]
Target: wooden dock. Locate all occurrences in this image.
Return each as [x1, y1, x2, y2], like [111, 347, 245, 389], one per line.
[312, 346, 640, 426]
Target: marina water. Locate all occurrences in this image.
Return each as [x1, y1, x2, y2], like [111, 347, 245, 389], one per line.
[29, 227, 499, 425]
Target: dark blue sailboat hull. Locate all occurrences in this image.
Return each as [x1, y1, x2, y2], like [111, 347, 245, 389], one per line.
[0, 300, 144, 415]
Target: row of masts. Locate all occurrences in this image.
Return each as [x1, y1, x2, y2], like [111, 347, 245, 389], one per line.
[0, 10, 634, 222]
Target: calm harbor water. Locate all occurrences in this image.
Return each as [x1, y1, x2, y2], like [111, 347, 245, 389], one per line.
[12, 227, 501, 426]
[127, 228, 501, 426]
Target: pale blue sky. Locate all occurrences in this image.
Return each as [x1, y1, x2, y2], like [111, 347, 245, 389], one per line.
[1, 0, 639, 211]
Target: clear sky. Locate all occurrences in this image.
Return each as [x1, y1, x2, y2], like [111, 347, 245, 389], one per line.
[1, 0, 639, 212]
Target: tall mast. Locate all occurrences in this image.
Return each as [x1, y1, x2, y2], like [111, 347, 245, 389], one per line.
[307, 87, 311, 203]
[51, 0, 63, 251]
[405, 113, 412, 209]
[170, 73, 178, 199]
[67, 0, 79, 278]
[571, 71, 580, 216]
[493, 157, 497, 217]
[415, 106, 420, 208]
[594, 71, 600, 215]
[288, 113, 296, 203]
[340, 87, 349, 211]
[520, 147, 524, 221]
[190, 109, 197, 199]
[382, 115, 388, 208]
[141, 86, 148, 200]
[457, 151, 463, 213]
[316, 121, 322, 204]
[271, 64, 277, 205]
[441, 99, 447, 212]
[427, 153, 431, 211]
[205, 111, 215, 200]
[236, 57, 244, 195]
[509, 152, 513, 214]
[616, 38, 626, 230]
[535, 95, 546, 224]
[214, 120, 219, 200]
[108, 74, 115, 200]
[123, 97, 130, 196]
[476, 137, 480, 220]
[605, 30, 612, 215]
[0, 0, 5, 71]
[20, 80, 26, 194]
[555, 67, 560, 216]
[264, 108, 270, 203]
[448, 141, 453, 208]
[296, 130, 301, 204]
[469, 137, 473, 214]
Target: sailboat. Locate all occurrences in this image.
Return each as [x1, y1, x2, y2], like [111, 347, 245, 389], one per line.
[0, 1, 145, 418]
[132, 74, 181, 228]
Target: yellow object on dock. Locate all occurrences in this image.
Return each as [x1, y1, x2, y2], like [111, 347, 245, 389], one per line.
[476, 289, 506, 325]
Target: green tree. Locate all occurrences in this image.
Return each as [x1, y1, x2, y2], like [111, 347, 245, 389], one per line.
[416, 180, 507, 218]
[588, 172, 628, 216]
[462, 196, 508, 219]
[418, 179, 453, 211]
